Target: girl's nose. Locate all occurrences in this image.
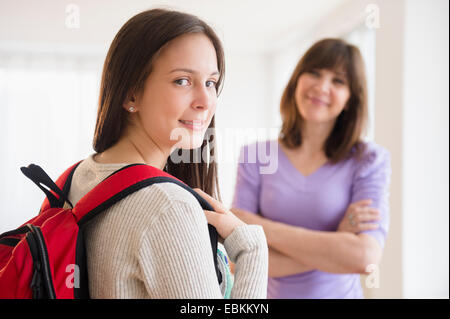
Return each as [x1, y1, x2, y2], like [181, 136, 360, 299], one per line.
[192, 85, 215, 110]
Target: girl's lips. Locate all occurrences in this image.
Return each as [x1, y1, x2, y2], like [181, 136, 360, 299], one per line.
[178, 119, 204, 131]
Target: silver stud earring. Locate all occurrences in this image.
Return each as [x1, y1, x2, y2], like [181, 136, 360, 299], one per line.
[128, 106, 136, 112]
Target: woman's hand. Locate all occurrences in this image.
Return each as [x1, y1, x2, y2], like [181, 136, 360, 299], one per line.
[337, 199, 380, 234]
[193, 188, 246, 239]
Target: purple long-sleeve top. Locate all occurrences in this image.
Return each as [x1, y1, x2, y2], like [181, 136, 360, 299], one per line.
[231, 139, 391, 299]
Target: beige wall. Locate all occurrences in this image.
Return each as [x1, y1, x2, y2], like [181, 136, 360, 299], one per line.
[368, 0, 405, 299]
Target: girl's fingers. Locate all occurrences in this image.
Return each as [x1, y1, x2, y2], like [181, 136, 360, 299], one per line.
[203, 210, 221, 224]
[194, 188, 226, 213]
[203, 209, 242, 239]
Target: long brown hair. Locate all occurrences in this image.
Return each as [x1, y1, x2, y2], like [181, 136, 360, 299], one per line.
[93, 8, 224, 200]
[279, 38, 368, 163]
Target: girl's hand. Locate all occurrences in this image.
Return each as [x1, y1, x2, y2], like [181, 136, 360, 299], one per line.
[193, 188, 246, 239]
[337, 199, 380, 234]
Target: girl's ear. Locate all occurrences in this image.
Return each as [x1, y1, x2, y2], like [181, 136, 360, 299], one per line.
[123, 94, 137, 113]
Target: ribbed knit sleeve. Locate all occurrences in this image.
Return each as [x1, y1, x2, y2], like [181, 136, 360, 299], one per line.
[224, 225, 268, 298]
[138, 195, 222, 298]
[138, 185, 268, 299]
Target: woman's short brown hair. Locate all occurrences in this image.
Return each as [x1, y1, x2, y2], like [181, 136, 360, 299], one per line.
[279, 38, 368, 163]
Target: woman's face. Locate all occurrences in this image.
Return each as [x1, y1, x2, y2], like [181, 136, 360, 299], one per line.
[295, 68, 350, 126]
[130, 33, 219, 151]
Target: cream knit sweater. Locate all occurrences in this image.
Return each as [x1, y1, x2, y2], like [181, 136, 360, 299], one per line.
[67, 154, 268, 299]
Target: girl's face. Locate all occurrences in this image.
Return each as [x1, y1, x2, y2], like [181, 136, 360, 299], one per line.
[129, 33, 219, 151]
[295, 68, 350, 126]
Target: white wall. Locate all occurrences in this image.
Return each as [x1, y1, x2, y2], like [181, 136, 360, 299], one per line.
[402, 0, 449, 299]
[0, 50, 103, 232]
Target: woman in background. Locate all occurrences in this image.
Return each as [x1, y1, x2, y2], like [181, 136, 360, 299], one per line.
[230, 38, 391, 298]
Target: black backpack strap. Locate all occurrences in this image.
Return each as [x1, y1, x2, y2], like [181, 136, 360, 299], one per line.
[21, 161, 82, 213]
[20, 164, 74, 208]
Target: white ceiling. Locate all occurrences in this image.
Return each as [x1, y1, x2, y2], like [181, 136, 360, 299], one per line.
[0, 0, 349, 54]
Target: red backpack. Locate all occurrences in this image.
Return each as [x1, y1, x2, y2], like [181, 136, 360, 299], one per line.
[0, 162, 221, 298]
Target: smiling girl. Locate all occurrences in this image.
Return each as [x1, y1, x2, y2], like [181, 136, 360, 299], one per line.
[67, 9, 268, 298]
[230, 38, 391, 298]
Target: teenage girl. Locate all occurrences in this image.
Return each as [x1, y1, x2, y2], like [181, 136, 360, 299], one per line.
[68, 9, 268, 298]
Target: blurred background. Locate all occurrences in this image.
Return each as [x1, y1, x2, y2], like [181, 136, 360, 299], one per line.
[0, 0, 448, 299]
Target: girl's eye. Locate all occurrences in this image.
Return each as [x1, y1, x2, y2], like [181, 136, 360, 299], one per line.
[174, 78, 189, 86]
[206, 80, 217, 88]
[309, 70, 320, 76]
[333, 78, 346, 85]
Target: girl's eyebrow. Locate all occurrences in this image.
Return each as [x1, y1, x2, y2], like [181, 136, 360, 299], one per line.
[169, 68, 219, 76]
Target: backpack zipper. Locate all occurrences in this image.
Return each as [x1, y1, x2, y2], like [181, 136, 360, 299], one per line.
[27, 224, 56, 299]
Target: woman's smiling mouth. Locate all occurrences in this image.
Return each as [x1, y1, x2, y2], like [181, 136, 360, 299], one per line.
[308, 96, 329, 106]
[179, 119, 205, 131]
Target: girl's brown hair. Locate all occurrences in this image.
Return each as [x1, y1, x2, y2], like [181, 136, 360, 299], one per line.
[93, 8, 224, 200]
[279, 38, 368, 163]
